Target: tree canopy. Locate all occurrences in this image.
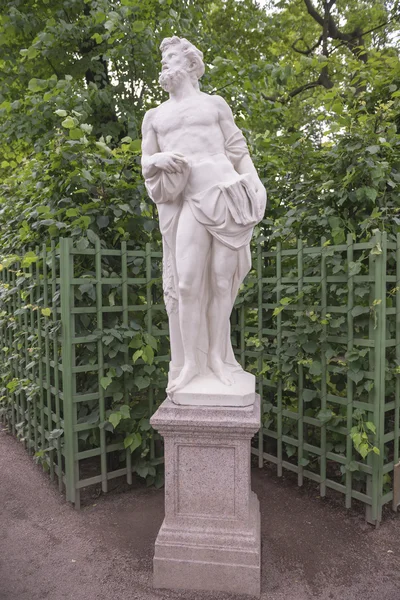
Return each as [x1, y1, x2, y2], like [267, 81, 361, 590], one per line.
[0, 0, 399, 250]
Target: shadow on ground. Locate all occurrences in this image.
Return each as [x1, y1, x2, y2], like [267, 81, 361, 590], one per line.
[1, 425, 399, 600]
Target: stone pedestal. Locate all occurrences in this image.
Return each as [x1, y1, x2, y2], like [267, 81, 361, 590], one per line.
[150, 395, 261, 597]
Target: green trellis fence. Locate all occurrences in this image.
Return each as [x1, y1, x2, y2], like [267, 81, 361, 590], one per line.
[1, 232, 399, 523]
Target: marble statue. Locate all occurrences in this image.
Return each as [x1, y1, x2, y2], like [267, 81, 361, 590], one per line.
[141, 36, 266, 398]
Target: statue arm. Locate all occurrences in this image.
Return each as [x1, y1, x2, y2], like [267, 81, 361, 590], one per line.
[141, 110, 161, 179]
[214, 95, 265, 198]
[141, 109, 188, 178]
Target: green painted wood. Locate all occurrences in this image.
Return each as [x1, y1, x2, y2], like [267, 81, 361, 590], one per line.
[394, 233, 400, 468]
[42, 244, 55, 481]
[2, 235, 398, 522]
[297, 238, 304, 486]
[60, 238, 75, 504]
[36, 246, 45, 454]
[95, 239, 108, 494]
[7, 267, 18, 439]
[28, 258, 38, 452]
[276, 241, 283, 478]
[376, 232, 387, 523]
[320, 238, 327, 498]
[51, 241, 63, 493]
[146, 242, 156, 461]
[121, 241, 132, 484]
[9, 267, 20, 444]
[14, 263, 24, 444]
[345, 234, 354, 510]
[257, 241, 263, 468]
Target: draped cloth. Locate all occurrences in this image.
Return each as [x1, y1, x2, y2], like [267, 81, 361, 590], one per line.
[144, 131, 266, 375]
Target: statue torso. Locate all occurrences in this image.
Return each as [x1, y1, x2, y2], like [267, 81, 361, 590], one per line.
[152, 92, 226, 162]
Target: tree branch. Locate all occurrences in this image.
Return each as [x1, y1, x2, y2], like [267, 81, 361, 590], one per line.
[303, 0, 324, 27]
[45, 56, 61, 79]
[303, 0, 369, 62]
[292, 35, 323, 56]
[262, 69, 332, 104]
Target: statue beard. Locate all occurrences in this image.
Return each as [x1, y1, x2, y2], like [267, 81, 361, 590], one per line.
[158, 67, 188, 92]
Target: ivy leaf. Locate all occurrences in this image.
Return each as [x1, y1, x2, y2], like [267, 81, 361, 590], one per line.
[48, 428, 64, 440]
[317, 409, 335, 423]
[302, 341, 317, 354]
[66, 208, 78, 217]
[364, 187, 377, 202]
[371, 242, 382, 255]
[41, 307, 51, 317]
[365, 421, 376, 434]
[97, 215, 109, 229]
[142, 344, 154, 365]
[21, 251, 38, 268]
[100, 375, 112, 389]
[348, 370, 364, 384]
[144, 333, 157, 350]
[132, 21, 145, 32]
[76, 237, 89, 250]
[28, 78, 47, 92]
[134, 375, 150, 390]
[120, 405, 130, 419]
[124, 432, 142, 452]
[285, 445, 296, 458]
[109, 412, 122, 429]
[332, 228, 345, 244]
[132, 349, 143, 363]
[69, 128, 83, 140]
[309, 360, 322, 376]
[87, 229, 99, 244]
[129, 334, 143, 349]
[61, 116, 76, 129]
[91, 33, 103, 44]
[139, 418, 151, 431]
[351, 306, 369, 317]
[346, 461, 359, 472]
[348, 261, 362, 276]
[280, 297, 292, 305]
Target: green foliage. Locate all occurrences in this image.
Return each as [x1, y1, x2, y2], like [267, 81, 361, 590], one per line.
[350, 409, 380, 459]
[0, 0, 399, 500]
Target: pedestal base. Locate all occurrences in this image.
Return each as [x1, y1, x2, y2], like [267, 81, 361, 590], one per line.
[171, 370, 256, 407]
[150, 396, 261, 597]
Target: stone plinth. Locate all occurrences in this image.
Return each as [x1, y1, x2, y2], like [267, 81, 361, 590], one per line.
[150, 395, 261, 597]
[171, 370, 256, 407]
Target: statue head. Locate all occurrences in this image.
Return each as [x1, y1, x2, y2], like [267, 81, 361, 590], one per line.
[159, 36, 205, 92]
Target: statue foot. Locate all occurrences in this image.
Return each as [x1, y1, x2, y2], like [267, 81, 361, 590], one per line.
[167, 362, 199, 393]
[209, 355, 235, 386]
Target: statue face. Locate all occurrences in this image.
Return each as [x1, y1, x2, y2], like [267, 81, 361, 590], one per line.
[161, 44, 187, 75]
[159, 44, 190, 92]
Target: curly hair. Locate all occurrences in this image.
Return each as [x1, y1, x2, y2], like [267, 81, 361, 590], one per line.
[160, 36, 205, 85]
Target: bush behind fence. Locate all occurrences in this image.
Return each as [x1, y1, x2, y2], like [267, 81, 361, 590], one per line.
[1, 231, 399, 523]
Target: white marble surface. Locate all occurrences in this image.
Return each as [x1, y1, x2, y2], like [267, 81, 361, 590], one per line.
[171, 370, 256, 406]
[141, 36, 266, 402]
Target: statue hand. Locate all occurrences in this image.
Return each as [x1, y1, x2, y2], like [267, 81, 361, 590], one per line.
[153, 152, 188, 174]
[250, 177, 267, 209]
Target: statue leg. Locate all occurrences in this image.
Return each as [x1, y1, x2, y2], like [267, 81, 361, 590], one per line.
[167, 201, 212, 393]
[208, 238, 239, 385]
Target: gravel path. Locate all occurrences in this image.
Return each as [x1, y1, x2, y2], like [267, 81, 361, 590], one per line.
[1, 424, 400, 600]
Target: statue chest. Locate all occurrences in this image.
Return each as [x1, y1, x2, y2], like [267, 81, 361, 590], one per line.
[155, 101, 217, 137]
